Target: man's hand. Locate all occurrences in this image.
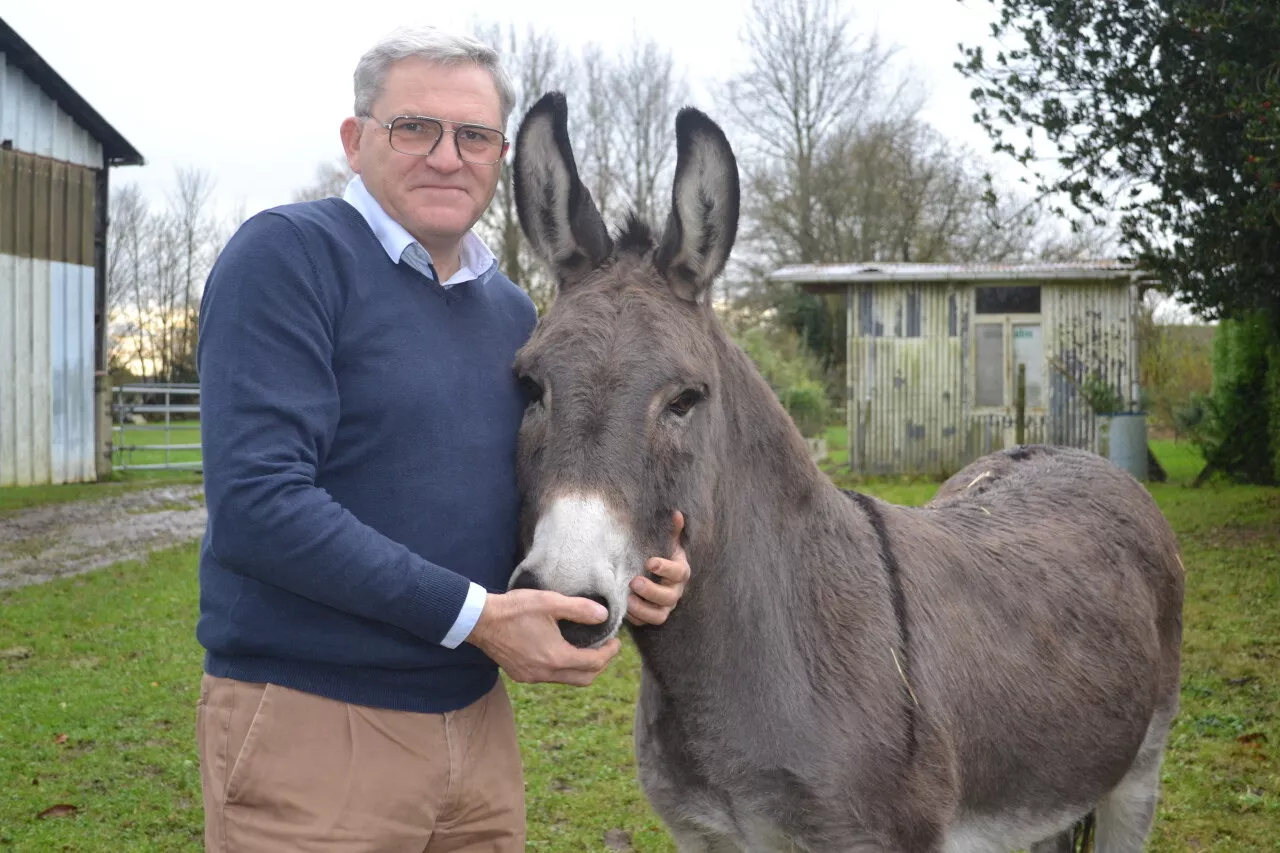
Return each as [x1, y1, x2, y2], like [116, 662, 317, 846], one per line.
[626, 511, 691, 627]
[467, 590, 621, 686]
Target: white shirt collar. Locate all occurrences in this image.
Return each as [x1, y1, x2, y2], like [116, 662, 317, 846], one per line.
[341, 176, 496, 286]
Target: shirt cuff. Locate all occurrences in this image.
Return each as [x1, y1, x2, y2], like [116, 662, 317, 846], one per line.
[439, 582, 488, 649]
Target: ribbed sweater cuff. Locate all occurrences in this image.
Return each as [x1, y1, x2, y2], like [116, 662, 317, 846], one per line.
[401, 564, 472, 645]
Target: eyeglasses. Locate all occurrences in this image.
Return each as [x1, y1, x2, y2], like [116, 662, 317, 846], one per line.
[367, 114, 507, 165]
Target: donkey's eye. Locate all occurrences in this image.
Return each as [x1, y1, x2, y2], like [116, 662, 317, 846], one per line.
[518, 375, 545, 407]
[667, 388, 704, 417]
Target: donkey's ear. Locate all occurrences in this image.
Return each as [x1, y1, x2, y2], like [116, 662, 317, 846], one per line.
[655, 108, 740, 304]
[513, 92, 612, 289]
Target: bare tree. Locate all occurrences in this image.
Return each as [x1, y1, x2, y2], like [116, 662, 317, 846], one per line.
[726, 0, 904, 265]
[106, 168, 227, 382]
[169, 168, 217, 379]
[473, 23, 571, 313]
[574, 44, 620, 223]
[107, 184, 155, 378]
[1035, 217, 1120, 262]
[293, 157, 355, 202]
[722, 0, 1074, 369]
[608, 36, 687, 224]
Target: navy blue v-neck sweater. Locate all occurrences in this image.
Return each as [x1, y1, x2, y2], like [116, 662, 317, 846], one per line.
[195, 199, 536, 712]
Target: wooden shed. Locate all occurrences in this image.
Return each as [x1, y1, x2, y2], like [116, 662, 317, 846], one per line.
[0, 17, 144, 486]
[769, 261, 1147, 476]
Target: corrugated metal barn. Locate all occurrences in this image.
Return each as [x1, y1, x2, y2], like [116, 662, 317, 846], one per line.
[770, 261, 1147, 476]
[0, 17, 143, 486]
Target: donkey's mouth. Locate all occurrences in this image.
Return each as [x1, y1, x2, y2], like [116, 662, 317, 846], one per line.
[559, 609, 616, 648]
[559, 592, 613, 648]
[509, 572, 620, 648]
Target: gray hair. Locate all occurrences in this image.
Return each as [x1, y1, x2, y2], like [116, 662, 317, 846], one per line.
[353, 26, 516, 128]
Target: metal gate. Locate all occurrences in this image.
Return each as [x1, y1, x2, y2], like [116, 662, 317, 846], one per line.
[111, 383, 201, 472]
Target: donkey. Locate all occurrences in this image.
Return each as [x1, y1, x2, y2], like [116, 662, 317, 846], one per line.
[506, 92, 1184, 853]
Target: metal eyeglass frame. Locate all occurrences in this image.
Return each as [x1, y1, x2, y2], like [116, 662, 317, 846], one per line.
[367, 114, 508, 165]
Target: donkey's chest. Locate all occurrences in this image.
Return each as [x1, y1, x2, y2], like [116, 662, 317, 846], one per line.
[635, 678, 843, 849]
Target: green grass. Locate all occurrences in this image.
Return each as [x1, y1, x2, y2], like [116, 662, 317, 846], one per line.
[1151, 437, 1209, 486]
[0, 544, 205, 850]
[1, 479, 1277, 850]
[1147, 486, 1280, 850]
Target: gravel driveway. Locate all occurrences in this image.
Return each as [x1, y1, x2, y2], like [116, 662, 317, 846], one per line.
[0, 485, 208, 590]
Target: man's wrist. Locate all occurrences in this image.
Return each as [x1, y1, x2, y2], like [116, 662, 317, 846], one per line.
[440, 583, 489, 648]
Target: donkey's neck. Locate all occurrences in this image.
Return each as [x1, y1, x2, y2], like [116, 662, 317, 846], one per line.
[710, 337, 850, 554]
[632, 338, 880, 705]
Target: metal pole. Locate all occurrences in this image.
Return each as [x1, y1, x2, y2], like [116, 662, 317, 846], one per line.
[845, 285, 855, 473]
[164, 386, 171, 469]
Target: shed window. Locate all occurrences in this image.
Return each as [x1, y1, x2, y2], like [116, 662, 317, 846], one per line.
[858, 287, 884, 337]
[906, 291, 922, 338]
[975, 285, 1041, 314]
[947, 294, 958, 337]
[975, 323, 1005, 406]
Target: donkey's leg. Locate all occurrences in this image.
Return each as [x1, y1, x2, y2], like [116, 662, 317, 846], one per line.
[1094, 760, 1162, 853]
[1094, 710, 1174, 853]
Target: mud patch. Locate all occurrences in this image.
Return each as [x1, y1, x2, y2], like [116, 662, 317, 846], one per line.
[0, 486, 207, 590]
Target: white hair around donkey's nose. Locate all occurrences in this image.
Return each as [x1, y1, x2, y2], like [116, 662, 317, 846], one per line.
[508, 493, 638, 648]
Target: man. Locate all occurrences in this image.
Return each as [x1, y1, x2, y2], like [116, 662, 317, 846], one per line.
[195, 26, 690, 852]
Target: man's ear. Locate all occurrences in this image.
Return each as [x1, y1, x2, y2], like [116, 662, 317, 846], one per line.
[340, 117, 364, 174]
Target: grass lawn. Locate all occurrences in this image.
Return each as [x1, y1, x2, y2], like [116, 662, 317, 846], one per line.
[1, 474, 1277, 849]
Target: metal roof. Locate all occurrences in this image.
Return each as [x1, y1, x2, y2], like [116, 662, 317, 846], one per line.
[770, 260, 1143, 290]
[0, 17, 144, 167]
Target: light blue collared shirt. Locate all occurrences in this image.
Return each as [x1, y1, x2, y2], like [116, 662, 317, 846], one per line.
[340, 176, 493, 649]
[341, 176, 497, 288]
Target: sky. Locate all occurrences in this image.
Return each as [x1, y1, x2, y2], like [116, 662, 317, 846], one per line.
[6, 0, 1006, 219]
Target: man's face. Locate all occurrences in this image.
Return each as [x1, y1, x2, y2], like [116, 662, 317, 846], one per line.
[341, 58, 505, 249]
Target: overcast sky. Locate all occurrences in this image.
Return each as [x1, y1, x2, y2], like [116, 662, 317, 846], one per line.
[7, 0, 1004, 219]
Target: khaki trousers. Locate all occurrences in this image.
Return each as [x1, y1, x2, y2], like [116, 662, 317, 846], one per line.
[197, 674, 524, 853]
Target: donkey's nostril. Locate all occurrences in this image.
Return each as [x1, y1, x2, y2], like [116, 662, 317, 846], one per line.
[510, 571, 542, 591]
[558, 593, 613, 649]
[581, 593, 609, 611]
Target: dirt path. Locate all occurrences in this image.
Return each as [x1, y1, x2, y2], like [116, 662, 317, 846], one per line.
[0, 486, 208, 590]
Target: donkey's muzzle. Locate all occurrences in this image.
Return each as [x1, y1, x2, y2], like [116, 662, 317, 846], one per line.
[509, 572, 613, 648]
[557, 592, 611, 648]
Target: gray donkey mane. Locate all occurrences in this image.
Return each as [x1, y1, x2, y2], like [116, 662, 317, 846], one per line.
[509, 91, 1184, 853]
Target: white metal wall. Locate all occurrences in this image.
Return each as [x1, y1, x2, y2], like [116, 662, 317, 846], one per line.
[0, 53, 102, 486]
[0, 255, 96, 486]
[0, 51, 103, 168]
